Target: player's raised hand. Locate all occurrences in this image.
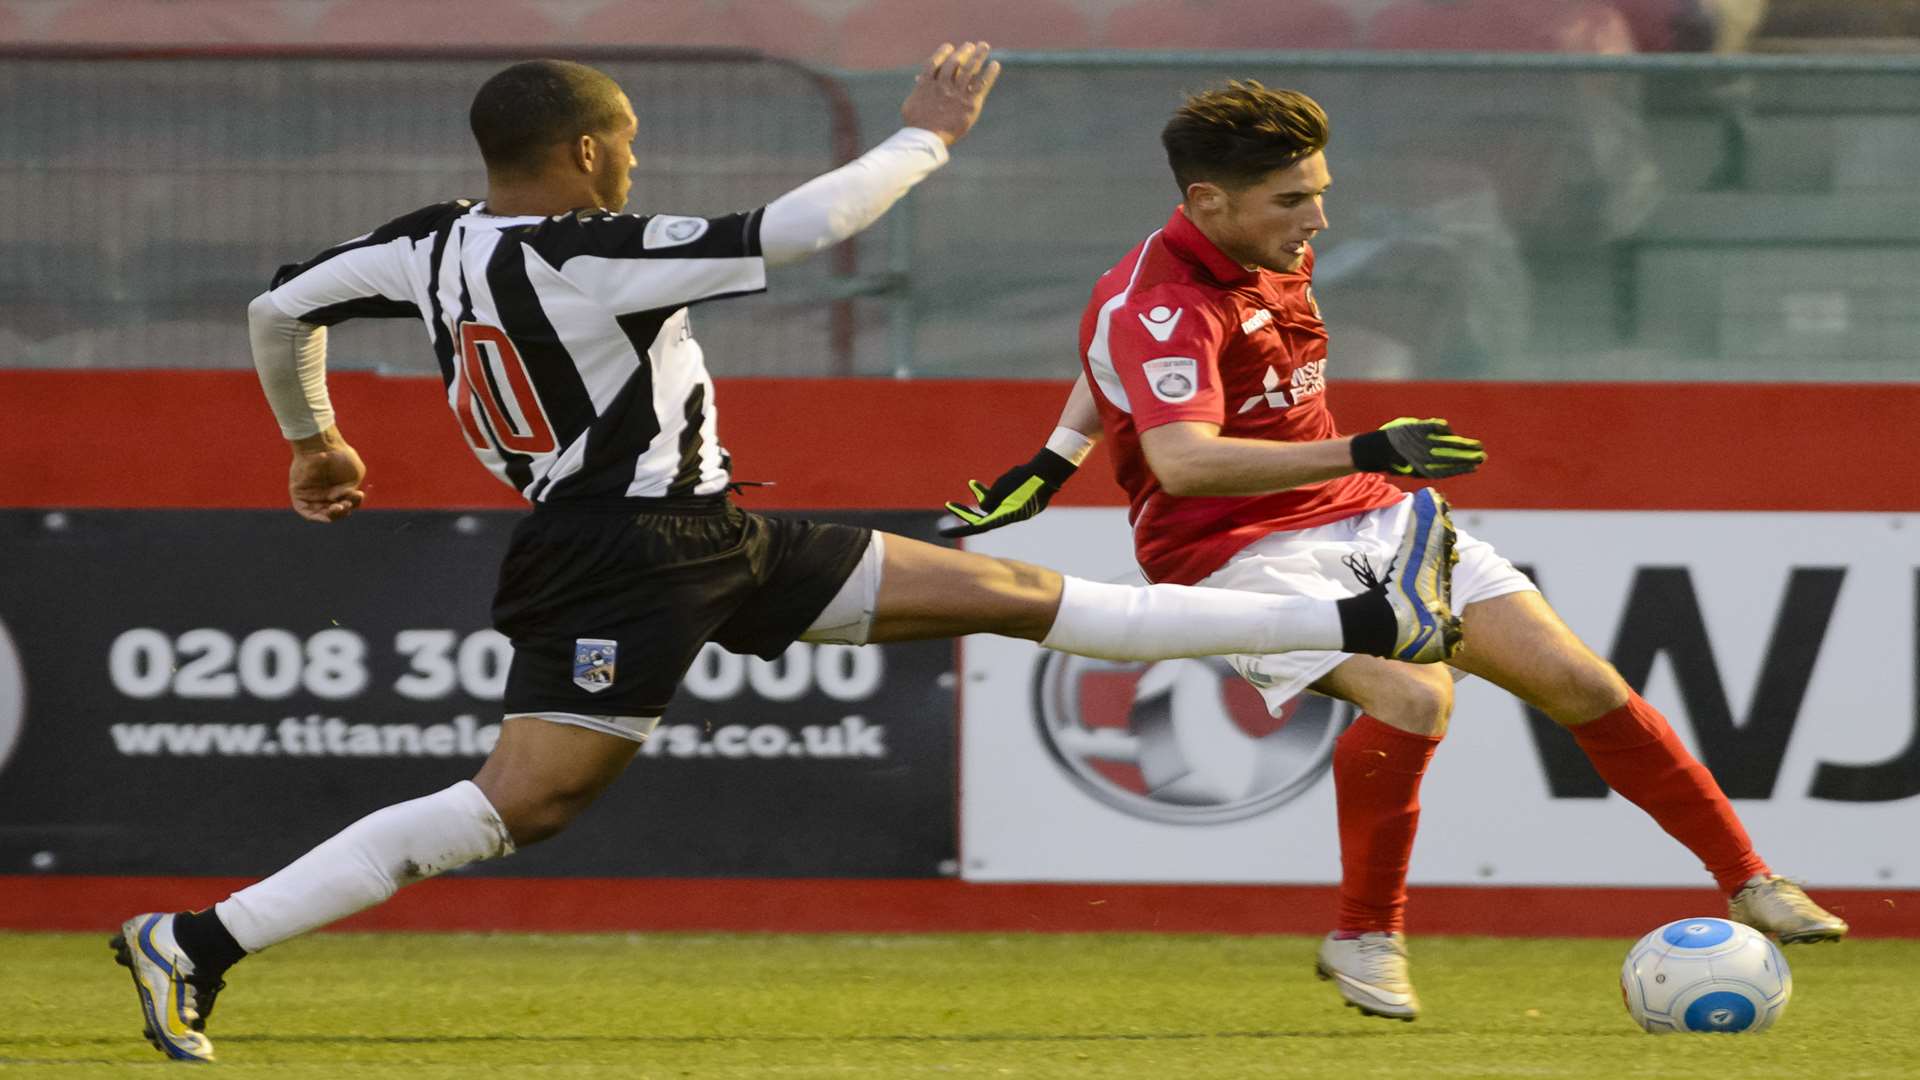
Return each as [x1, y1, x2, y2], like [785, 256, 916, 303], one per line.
[940, 448, 1078, 537]
[288, 431, 366, 523]
[901, 41, 1001, 146]
[1350, 417, 1487, 479]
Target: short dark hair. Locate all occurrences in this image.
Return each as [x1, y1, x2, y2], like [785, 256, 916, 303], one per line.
[1161, 80, 1329, 194]
[469, 59, 627, 175]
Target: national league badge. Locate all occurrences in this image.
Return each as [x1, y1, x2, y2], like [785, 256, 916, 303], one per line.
[1142, 356, 1198, 403]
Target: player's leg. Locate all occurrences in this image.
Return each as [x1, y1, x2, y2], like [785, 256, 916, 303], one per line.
[111, 715, 645, 1062]
[1306, 656, 1453, 1022]
[858, 488, 1460, 663]
[1447, 590, 1628, 723]
[471, 716, 646, 844]
[1447, 590, 1846, 941]
[1198, 500, 1497, 1022]
[209, 716, 640, 942]
[109, 504, 735, 1060]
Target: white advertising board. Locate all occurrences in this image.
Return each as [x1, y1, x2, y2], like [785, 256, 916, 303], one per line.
[961, 508, 1920, 887]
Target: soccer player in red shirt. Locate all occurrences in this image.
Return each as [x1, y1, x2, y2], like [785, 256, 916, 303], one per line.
[944, 80, 1847, 1021]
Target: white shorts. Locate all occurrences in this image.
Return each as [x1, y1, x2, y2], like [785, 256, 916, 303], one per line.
[1197, 492, 1537, 715]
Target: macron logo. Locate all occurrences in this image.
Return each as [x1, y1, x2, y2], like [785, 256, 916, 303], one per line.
[1241, 308, 1273, 335]
[1137, 305, 1183, 342]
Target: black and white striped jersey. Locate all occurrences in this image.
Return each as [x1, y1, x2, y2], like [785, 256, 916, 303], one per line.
[263, 200, 766, 502]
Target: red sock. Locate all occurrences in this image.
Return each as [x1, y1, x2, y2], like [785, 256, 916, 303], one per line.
[1333, 715, 1441, 934]
[1571, 692, 1770, 894]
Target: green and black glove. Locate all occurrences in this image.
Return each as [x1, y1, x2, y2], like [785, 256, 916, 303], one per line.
[1350, 416, 1487, 478]
[940, 448, 1078, 537]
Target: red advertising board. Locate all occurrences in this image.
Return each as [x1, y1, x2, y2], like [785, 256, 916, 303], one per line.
[6, 372, 1917, 512]
[2, 373, 1916, 935]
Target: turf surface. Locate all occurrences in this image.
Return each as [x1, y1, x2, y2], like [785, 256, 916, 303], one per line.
[4, 931, 1915, 1078]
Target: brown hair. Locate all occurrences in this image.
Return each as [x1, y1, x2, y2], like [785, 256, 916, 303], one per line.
[1161, 80, 1329, 194]
[470, 59, 628, 175]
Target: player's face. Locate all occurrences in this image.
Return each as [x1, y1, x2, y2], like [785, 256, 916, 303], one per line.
[589, 97, 638, 211]
[1207, 152, 1331, 273]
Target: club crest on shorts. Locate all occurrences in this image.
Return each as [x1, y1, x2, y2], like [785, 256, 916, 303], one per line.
[1142, 357, 1199, 403]
[572, 638, 618, 693]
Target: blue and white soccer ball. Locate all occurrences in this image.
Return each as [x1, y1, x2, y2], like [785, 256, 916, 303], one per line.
[1620, 917, 1791, 1033]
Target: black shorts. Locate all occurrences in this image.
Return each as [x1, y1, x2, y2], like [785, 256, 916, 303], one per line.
[492, 497, 871, 717]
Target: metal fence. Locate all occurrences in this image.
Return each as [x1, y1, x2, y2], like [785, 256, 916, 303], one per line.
[858, 50, 1920, 382]
[0, 47, 859, 376]
[3, 48, 1920, 382]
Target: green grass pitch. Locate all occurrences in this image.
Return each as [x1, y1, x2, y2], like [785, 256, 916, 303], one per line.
[5, 931, 1917, 1078]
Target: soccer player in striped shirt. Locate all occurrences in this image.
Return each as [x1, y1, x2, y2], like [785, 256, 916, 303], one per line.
[943, 80, 1847, 1022]
[110, 49, 1466, 1062]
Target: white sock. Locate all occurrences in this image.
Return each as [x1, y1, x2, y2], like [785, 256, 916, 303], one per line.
[1040, 576, 1346, 660]
[214, 780, 514, 953]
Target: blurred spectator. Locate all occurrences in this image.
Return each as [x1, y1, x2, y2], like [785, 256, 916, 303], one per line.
[1101, 0, 1361, 50]
[1611, 0, 1768, 51]
[832, 0, 1089, 68]
[1312, 159, 1534, 377]
[311, 0, 557, 46]
[1367, 0, 1637, 52]
[3, 0, 1774, 56]
[580, 1, 835, 59]
[1350, 1, 1660, 247]
[1754, 0, 1920, 46]
[45, 0, 293, 45]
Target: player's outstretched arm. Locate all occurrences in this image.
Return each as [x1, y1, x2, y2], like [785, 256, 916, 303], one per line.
[249, 290, 366, 522]
[1143, 422, 1355, 497]
[1142, 416, 1488, 497]
[941, 374, 1101, 537]
[758, 42, 999, 267]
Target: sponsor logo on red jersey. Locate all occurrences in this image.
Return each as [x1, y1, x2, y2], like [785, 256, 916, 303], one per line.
[1236, 358, 1326, 414]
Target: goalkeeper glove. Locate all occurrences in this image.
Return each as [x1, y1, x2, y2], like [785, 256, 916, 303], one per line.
[940, 448, 1078, 537]
[1350, 417, 1487, 478]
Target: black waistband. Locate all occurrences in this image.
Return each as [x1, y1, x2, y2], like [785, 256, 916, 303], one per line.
[532, 494, 731, 515]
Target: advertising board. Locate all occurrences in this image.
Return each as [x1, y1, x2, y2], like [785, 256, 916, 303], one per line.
[0, 509, 957, 878]
[963, 508, 1919, 887]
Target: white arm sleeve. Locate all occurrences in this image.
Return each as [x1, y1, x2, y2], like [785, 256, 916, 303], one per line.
[758, 127, 950, 267]
[249, 291, 335, 440]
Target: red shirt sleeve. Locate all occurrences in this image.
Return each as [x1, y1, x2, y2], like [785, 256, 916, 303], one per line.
[1106, 286, 1229, 432]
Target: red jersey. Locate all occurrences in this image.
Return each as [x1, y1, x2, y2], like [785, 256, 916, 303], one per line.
[1079, 207, 1400, 585]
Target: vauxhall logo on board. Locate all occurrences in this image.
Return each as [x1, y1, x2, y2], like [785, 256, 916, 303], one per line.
[1032, 652, 1353, 825]
[1031, 566, 1920, 825]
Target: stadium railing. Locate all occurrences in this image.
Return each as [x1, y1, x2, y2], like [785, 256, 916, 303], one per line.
[0, 45, 867, 376]
[845, 49, 1920, 382]
[3, 47, 1920, 382]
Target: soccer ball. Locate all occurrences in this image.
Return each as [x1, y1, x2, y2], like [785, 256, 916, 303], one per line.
[1620, 917, 1791, 1033]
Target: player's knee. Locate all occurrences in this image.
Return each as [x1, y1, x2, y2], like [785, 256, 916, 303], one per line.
[484, 778, 605, 848]
[1542, 658, 1631, 726]
[1368, 669, 1454, 736]
[499, 791, 593, 847]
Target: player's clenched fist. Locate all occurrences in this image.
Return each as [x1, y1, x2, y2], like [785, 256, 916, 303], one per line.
[288, 429, 366, 523]
[1350, 417, 1487, 479]
[900, 41, 1001, 146]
